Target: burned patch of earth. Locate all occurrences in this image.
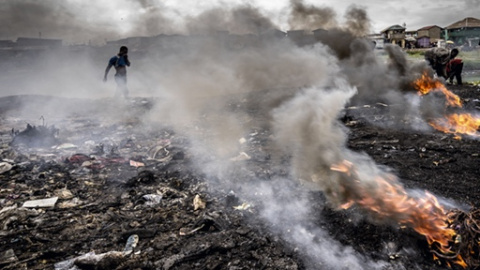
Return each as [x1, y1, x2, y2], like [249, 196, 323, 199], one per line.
[0, 84, 479, 270]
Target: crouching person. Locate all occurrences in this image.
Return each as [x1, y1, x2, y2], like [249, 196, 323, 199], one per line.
[424, 47, 463, 85]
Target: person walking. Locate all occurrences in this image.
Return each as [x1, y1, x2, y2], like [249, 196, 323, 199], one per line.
[104, 46, 131, 98]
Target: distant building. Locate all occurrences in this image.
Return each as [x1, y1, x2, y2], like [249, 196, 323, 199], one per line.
[416, 36, 430, 48]
[445, 17, 480, 47]
[0, 40, 14, 48]
[15, 37, 62, 48]
[417, 25, 443, 41]
[381, 25, 406, 48]
[411, 25, 443, 48]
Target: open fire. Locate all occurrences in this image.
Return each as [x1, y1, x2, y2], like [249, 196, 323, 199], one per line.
[325, 73, 480, 268]
[330, 160, 469, 268]
[413, 72, 480, 139]
[430, 113, 480, 139]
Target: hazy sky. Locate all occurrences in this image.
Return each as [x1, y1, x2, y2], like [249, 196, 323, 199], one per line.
[1, 0, 478, 44]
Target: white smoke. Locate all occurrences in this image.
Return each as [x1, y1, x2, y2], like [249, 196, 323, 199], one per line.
[271, 82, 355, 190]
[246, 178, 389, 270]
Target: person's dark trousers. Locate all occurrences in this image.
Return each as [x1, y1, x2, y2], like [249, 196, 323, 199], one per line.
[448, 62, 463, 85]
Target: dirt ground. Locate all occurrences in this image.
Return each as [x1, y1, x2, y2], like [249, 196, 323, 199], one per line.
[1, 83, 480, 270]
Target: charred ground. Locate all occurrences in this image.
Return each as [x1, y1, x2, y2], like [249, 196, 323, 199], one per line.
[0, 83, 479, 270]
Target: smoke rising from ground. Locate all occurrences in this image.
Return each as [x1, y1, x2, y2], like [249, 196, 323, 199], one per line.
[272, 84, 354, 189]
[141, 38, 337, 160]
[2, 1, 449, 268]
[241, 179, 389, 269]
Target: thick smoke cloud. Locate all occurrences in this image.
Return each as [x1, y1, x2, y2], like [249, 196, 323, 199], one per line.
[141, 38, 336, 160]
[0, 1, 78, 40]
[288, 0, 337, 30]
[185, 6, 276, 35]
[126, 0, 174, 36]
[272, 84, 354, 188]
[0, 0, 174, 44]
[2, 1, 448, 268]
[344, 5, 371, 36]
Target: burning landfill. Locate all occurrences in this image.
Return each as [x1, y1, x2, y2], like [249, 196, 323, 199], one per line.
[2, 1, 480, 270]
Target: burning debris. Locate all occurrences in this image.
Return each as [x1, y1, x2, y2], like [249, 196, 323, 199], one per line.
[2, 83, 480, 269]
[268, 76, 480, 269]
[413, 72, 480, 139]
[330, 160, 468, 268]
[328, 73, 480, 269]
[413, 72, 463, 107]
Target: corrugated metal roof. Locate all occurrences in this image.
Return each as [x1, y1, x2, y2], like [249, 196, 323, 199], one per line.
[446, 17, 480, 29]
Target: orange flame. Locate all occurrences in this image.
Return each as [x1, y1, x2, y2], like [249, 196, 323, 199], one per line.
[331, 160, 466, 268]
[429, 113, 480, 139]
[413, 72, 480, 139]
[413, 72, 462, 107]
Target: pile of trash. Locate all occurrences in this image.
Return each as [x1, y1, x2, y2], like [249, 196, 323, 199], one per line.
[0, 103, 301, 270]
[2, 92, 480, 269]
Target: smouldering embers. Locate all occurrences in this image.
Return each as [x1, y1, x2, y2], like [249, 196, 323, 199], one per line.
[413, 72, 480, 139]
[330, 160, 468, 269]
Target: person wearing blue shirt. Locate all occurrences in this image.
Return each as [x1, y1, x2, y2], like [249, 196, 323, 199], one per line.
[103, 46, 131, 98]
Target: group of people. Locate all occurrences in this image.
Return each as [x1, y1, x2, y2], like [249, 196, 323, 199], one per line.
[424, 46, 463, 85]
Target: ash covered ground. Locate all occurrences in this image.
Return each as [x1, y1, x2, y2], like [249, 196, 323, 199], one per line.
[0, 82, 480, 270]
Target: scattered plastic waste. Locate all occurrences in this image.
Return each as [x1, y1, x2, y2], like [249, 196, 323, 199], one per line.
[54, 251, 124, 270]
[142, 194, 163, 206]
[22, 197, 58, 208]
[0, 162, 13, 174]
[233, 202, 252, 211]
[129, 160, 145, 167]
[193, 194, 206, 210]
[179, 224, 205, 236]
[54, 235, 140, 269]
[124, 234, 139, 254]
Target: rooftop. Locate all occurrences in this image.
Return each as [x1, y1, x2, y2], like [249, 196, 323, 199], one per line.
[446, 17, 480, 29]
